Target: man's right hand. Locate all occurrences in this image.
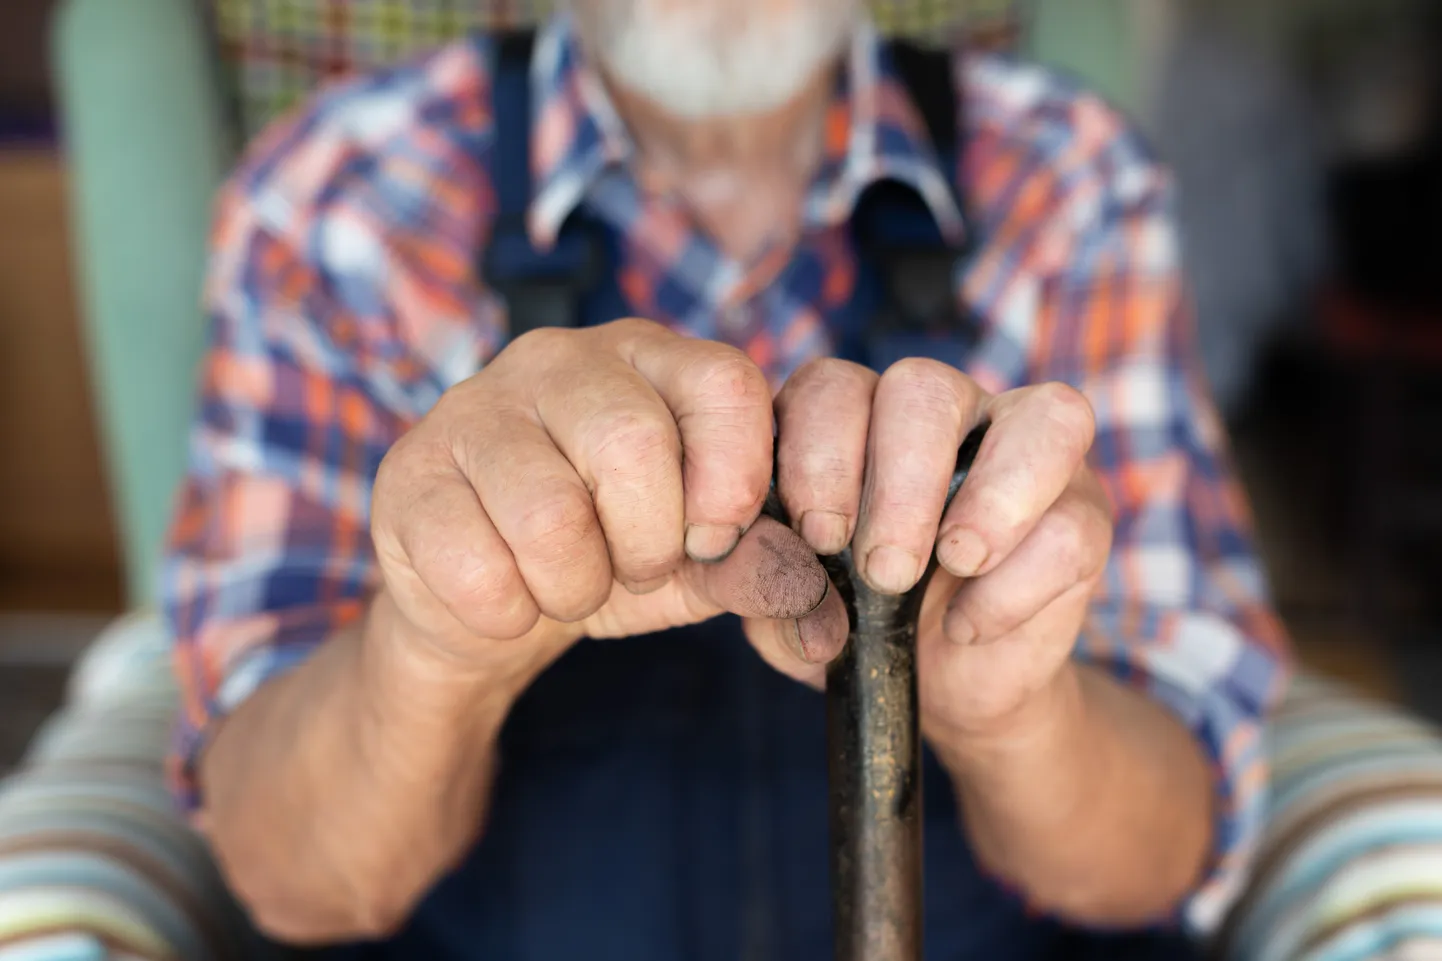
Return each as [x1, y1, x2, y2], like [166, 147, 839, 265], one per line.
[370, 318, 834, 701]
[204, 320, 837, 943]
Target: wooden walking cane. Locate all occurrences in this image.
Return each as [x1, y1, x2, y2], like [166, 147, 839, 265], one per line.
[764, 424, 988, 961]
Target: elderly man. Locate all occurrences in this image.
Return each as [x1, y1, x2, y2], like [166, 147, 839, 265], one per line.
[163, 0, 1290, 958]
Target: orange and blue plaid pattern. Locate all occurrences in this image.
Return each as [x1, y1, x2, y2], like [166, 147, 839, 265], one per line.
[210, 0, 1025, 138]
[164, 14, 1290, 934]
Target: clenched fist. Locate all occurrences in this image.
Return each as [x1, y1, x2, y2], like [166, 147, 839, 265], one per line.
[756, 357, 1111, 742]
[370, 319, 841, 697]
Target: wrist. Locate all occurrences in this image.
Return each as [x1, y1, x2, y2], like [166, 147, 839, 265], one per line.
[929, 662, 1106, 889]
[927, 661, 1087, 785]
[361, 590, 522, 737]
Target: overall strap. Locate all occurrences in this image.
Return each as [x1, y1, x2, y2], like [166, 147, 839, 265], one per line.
[890, 41, 962, 182]
[839, 40, 984, 371]
[481, 30, 622, 338]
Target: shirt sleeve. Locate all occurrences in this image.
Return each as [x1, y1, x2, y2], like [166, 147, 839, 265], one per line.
[961, 65, 1293, 934]
[161, 44, 501, 811]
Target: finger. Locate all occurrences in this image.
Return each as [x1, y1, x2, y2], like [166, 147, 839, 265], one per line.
[854, 358, 986, 594]
[610, 320, 774, 561]
[517, 331, 688, 591]
[374, 438, 540, 641]
[775, 358, 878, 554]
[941, 474, 1111, 646]
[684, 516, 829, 619]
[741, 574, 849, 689]
[937, 383, 1096, 579]
[451, 409, 617, 623]
[577, 519, 836, 646]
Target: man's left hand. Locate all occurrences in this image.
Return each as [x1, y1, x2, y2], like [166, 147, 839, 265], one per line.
[745, 357, 1112, 745]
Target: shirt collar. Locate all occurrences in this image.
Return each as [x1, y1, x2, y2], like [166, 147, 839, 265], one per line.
[526, 13, 964, 250]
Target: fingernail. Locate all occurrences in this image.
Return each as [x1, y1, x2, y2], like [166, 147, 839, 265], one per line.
[800, 510, 850, 555]
[795, 583, 848, 663]
[685, 524, 742, 562]
[864, 545, 921, 594]
[939, 528, 989, 578]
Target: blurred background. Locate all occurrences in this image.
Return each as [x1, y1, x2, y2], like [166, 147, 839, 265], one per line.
[0, 0, 1439, 777]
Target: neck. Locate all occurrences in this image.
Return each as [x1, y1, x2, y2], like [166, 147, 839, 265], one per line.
[601, 61, 840, 262]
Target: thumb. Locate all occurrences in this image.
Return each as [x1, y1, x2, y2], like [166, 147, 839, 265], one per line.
[683, 516, 830, 620]
[576, 518, 832, 642]
[685, 517, 849, 687]
[740, 580, 849, 690]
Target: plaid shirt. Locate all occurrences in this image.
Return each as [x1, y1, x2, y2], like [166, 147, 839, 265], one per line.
[164, 13, 1290, 933]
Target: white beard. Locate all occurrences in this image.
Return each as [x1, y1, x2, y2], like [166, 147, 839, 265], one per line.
[574, 0, 860, 119]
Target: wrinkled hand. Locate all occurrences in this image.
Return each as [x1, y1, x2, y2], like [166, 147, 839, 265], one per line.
[750, 358, 1112, 742]
[370, 319, 832, 696]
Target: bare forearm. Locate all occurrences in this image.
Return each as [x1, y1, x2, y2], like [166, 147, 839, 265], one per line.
[198, 591, 513, 943]
[933, 662, 1213, 926]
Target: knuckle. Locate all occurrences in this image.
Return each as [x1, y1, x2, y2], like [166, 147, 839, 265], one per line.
[869, 497, 942, 537]
[512, 486, 600, 561]
[883, 358, 965, 422]
[1034, 382, 1096, 445]
[381, 482, 452, 575]
[541, 552, 617, 619]
[1043, 495, 1113, 579]
[963, 482, 1027, 542]
[788, 356, 875, 395]
[505, 325, 576, 365]
[693, 462, 769, 521]
[795, 442, 856, 491]
[448, 560, 527, 625]
[604, 316, 669, 341]
[371, 454, 405, 524]
[683, 350, 772, 518]
[691, 348, 770, 409]
[884, 356, 956, 392]
[431, 371, 501, 426]
[699, 453, 770, 515]
[591, 409, 680, 473]
[373, 429, 430, 510]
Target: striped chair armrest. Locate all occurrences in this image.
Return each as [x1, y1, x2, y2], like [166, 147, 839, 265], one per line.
[1221, 674, 1442, 961]
[0, 615, 269, 961]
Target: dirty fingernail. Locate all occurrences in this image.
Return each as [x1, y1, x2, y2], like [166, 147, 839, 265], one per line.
[800, 510, 850, 555]
[795, 584, 848, 663]
[686, 524, 741, 562]
[864, 545, 921, 594]
[939, 528, 989, 578]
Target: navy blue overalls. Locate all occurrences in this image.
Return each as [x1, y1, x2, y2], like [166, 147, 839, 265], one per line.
[318, 33, 1196, 961]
